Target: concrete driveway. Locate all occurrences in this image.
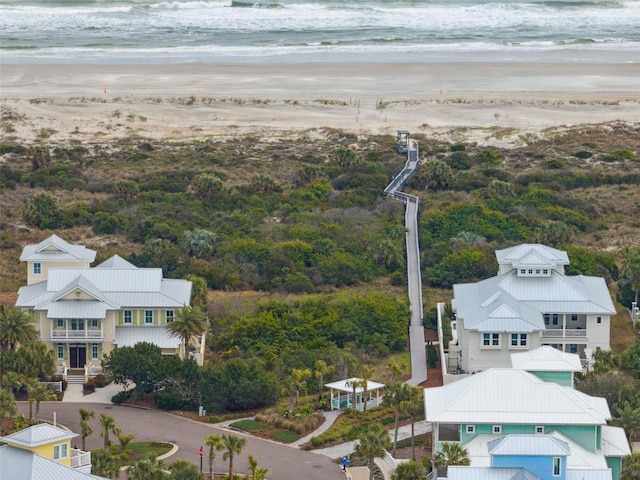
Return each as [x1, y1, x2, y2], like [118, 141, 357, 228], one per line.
[18, 402, 345, 480]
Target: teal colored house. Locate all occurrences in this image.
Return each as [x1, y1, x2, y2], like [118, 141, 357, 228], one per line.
[511, 346, 582, 388]
[424, 368, 630, 480]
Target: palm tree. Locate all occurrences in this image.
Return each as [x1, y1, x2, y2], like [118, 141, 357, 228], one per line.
[79, 408, 95, 451]
[619, 246, 640, 305]
[391, 460, 425, 480]
[117, 431, 136, 453]
[360, 365, 374, 412]
[15, 342, 56, 379]
[291, 367, 311, 407]
[99, 414, 120, 453]
[168, 460, 203, 480]
[166, 306, 208, 359]
[383, 381, 407, 457]
[205, 434, 224, 480]
[614, 403, 640, 442]
[345, 377, 367, 418]
[3, 371, 25, 399]
[398, 385, 423, 461]
[0, 389, 17, 431]
[0, 306, 37, 351]
[181, 229, 217, 259]
[127, 457, 167, 480]
[91, 450, 120, 479]
[354, 422, 392, 480]
[27, 379, 56, 422]
[433, 442, 470, 478]
[247, 454, 269, 480]
[222, 434, 247, 480]
[313, 359, 334, 401]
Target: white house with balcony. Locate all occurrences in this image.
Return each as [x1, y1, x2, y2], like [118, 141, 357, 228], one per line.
[16, 235, 201, 379]
[450, 244, 615, 373]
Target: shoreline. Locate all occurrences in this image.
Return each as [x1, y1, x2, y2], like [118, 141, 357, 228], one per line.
[1, 61, 639, 145]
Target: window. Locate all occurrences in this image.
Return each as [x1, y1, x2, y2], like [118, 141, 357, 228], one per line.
[56, 319, 64, 328]
[528, 269, 533, 274]
[571, 314, 578, 322]
[492, 425, 502, 434]
[553, 457, 561, 476]
[483, 333, 500, 347]
[520, 269, 526, 275]
[145, 310, 153, 324]
[34, 263, 41, 274]
[511, 333, 527, 347]
[544, 314, 550, 325]
[166, 310, 174, 323]
[466, 425, 475, 434]
[596, 316, 602, 324]
[569, 344, 578, 354]
[53, 443, 68, 460]
[91, 343, 99, 360]
[90, 319, 99, 328]
[535, 426, 544, 434]
[543, 269, 549, 275]
[57, 344, 64, 360]
[124, 310, 132, 324]
[552, 314, 559, 325]
[535, 269, 540, 274]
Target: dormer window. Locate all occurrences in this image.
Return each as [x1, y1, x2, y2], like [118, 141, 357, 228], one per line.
[520, 269, 526, 275]
[543, 269, 549, 275]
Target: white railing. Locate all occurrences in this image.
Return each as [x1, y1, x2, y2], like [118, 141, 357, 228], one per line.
[541, 329, 587, 338]
[51, 329, 103, 339]
[71, 449, 91, 468]
[39, 381, 63, 392]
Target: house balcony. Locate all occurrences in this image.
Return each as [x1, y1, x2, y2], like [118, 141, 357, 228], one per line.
[50, 329, 103, 340]
[71, 448, 92, 473]
[540, 328, 587, 339]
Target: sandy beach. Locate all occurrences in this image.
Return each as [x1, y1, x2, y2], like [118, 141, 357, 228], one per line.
[1, 62, 639, 145]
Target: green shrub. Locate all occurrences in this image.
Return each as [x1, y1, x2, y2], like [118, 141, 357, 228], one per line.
[573, 150, 593, 159]
[111, 390, 131, 404]
[474, 150, 502, 164]
[152, 392, 184, 410]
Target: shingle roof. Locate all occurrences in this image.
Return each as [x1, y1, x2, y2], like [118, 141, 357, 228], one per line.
[424, 368, 610, 425]
[511, 346, 582, 372]
[487, 434, 570, 457]
[0, 424, 76, 447]
[20, 234, 96, 263]
[0, 445, 107, 480]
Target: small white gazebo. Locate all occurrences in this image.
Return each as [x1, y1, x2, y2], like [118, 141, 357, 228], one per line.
[325, 377, 386, 411]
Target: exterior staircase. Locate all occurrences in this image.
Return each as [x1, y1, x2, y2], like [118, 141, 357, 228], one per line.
[66, 369, 85, 385]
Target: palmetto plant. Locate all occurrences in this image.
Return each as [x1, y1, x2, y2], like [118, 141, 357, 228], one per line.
[222, 434, 247, 480]
[166, 306, 208, 356]
[354, 422, 392, 480]
[79, 408, 95, 451]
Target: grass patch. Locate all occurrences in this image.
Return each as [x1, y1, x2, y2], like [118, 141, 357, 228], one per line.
[270, 430, 300, 442]
[92, 442, 172, 468]
[230, 420, 268, 432]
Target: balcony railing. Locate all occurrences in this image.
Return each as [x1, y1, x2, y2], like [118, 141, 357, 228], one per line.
[51, 329, 103, 339]
[541, 329, 587, 338]
[71, 449, 91, 469]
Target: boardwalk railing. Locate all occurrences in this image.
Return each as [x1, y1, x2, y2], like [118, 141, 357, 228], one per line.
[384, 139, 426, 385]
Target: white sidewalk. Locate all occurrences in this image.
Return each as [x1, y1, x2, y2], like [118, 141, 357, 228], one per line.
[62, 382, 128, 403]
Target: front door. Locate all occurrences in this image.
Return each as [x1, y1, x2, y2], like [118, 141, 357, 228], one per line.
[69, 345, 87, 369]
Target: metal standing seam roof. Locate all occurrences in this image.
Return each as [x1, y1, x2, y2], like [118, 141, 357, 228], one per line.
[511, 346, 583, 372]
[496, 244, 569, 269]
[487, 434, 570, 456]
[45, 301, 108, 319]
[47, 268, 163, 293]
[324, 378, 386, 393]
[600, 425, 632, 457]
[424, 368, 611, 425]
[446, 466, 540, 480]
[0, 423, 77, 447]
[19, 234, 97, 263]
[0, 445, 107, 480]
[95, 254, 138, 269]
[462, 291, 545, 333]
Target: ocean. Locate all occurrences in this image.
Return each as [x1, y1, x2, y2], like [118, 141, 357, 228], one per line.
[1, 0, 639, 64]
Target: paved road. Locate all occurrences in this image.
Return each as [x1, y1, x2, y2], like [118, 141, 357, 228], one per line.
[18, 402, 345, 480]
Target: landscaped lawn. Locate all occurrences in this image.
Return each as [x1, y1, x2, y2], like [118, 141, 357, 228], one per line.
[230, 419, 302, 443]
[93, 442, 173, 468]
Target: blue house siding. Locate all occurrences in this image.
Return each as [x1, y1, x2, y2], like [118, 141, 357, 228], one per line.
[606, 456, 622, 480]
[530, 370, 573, 387]
[492, 454, 565, 480]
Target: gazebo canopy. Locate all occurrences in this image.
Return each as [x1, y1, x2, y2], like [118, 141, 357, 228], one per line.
[325, 377, 385, 393]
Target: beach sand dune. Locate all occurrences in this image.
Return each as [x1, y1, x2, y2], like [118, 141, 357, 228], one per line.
[1, 62, 639, 145]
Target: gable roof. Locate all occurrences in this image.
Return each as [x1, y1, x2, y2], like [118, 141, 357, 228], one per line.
[324, 378, 385, 393]
[511, 346, 583, 372]
[600, 425, 632, 457]
[95, 255, 137, 269]
[20, 234, 96, 264]
[424, 368, 610, 425]
[496, 244, 569, 269]
[0, 445, 107, 480]
[446, 466, 540, 480]
[0, 424, 77, 448]
[461, 290, 545, 332]
[488, 434, 570, 457]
